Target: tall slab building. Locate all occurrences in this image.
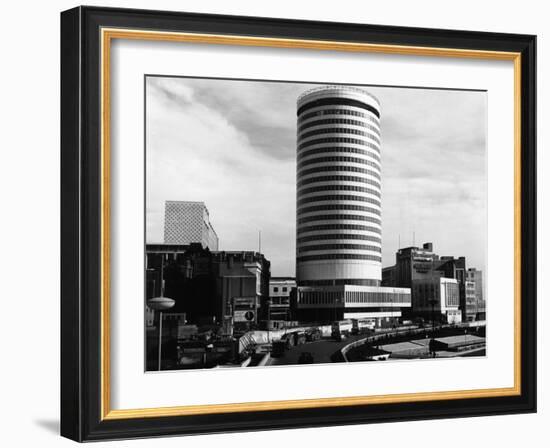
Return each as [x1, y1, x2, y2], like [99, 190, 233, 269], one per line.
[163, 201, 219, 251]
[294, 86, 411, 324]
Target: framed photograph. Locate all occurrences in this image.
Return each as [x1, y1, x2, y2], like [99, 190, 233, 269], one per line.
[60, 6, 536, 441]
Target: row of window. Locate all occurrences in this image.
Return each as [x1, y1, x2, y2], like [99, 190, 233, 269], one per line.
[343, 291, 410, 304]
[298, 146, 381, 164]
[298, 117, 380, 136]
[297, 204, 381, 216]
[299, 279, 380, 287]
[297, 155, 381, 173]
[298, 175, 381, 193]
[297, 214, 381, 225]
[299, 291, 411, 305]
[297, 253, 382, 262]
[299, 165, 381, 185]
[296, 223, 381, 235]
[297, 194, 381, 208]
[299, 127, 381, 146]
[298, 243, 381, 253]
[297, 98, 380, 118]
[298, 137, 380, 152]
[299, 290, 344, 305]
[298, 183, 381, 198]
[297, 233, 381, 244]
[298, 107, 380, 124]
[299, 127, 381, 145]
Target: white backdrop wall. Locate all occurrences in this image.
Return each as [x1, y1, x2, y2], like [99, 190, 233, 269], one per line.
[0, 0, 546, 446]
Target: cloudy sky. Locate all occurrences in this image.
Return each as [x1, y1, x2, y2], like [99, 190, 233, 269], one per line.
[146, 76, 487, 277]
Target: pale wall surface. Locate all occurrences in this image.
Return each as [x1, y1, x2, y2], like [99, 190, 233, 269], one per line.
[0, 0, 546, 446]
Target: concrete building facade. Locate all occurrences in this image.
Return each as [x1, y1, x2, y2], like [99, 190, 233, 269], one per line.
[163, 201, 219, 250]
[296, 86, 382, 287]
[145, 244, 270, 334]
[293, 284, 411, 323]
[464, 280, 478, 321]
[267, 277, 296, 329]
[294, 86, 411, 325]
[411, 277, 462, 324]
[382, 242, 482, 322]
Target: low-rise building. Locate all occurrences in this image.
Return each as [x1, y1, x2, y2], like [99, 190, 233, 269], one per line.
[383, 242, 481, 322]
[464, 280, 478, 321]
[292, 284, 411, 327]
[411, 277, 462, 324]
[466, 268, 485, 320]
[267, 277, 296, 329]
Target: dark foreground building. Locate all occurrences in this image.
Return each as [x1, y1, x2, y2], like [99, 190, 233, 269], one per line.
[146, 244, 270, 334]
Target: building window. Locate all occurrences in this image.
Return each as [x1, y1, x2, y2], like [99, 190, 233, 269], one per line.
[273, 287, 279, 292]
[298, 145, 380, 163]
[282, 287, 288, 292]
[297, 98, 380, 118]
[297, 174, 381, 191]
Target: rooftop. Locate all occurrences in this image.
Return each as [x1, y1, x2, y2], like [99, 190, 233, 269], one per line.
[297, 85, 380, 105]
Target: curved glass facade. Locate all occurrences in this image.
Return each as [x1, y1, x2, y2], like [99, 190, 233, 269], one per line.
[296, 86, 382, 286]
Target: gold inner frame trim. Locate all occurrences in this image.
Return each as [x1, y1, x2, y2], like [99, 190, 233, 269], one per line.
[100, 27, 522, 420]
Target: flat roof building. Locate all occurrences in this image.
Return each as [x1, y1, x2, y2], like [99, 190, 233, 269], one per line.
[268, 277, 297, 329]
[163, 201, 219, 251]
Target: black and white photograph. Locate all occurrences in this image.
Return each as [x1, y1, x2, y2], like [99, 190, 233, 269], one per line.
[144, 76, 488, 371]
[53, 4, 538, 442]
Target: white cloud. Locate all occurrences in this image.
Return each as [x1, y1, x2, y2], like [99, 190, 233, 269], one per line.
[146, 77, 487, 276]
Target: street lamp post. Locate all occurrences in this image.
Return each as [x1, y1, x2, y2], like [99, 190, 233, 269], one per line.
[428, 256, 437, 357]
[428, 298, 437, 357]
[147, 254, 175, 371]
[266, 299, 271, 344]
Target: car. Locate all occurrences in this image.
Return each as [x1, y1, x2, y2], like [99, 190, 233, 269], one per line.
[305, 328, 322, 342]
[298, 352, 314, 364]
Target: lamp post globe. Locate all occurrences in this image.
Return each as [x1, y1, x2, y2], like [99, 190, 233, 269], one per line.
[147, 296, 175, 311]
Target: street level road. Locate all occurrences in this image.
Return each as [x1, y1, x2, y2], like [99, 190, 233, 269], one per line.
[270, 334, 370, 365]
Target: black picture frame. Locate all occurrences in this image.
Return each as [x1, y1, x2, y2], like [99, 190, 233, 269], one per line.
[61, 5, 537, 442]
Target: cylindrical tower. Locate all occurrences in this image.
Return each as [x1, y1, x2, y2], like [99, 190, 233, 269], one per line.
[296, 86, 382, 287]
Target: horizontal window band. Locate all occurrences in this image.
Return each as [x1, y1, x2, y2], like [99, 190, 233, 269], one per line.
[297, 243, 382, 253]
[297, 195, 381, 208]
[297, 98, 380, 118]
[297, 156, 381, 173]
[297, 214, 381, 225]
[298, 136, 380, 152]
[297, 223, 382, 235]
[297, 234, 382, 244]
[298, 184, 381, 198]
[298, 137, 380, 152]
[298, 117, 380, 136]
[298, 108, 380, 124]
[298, 166, 381, 184]
[297, 176, 381, 194]
[299, 127, 381, 145]
[297, 204, 381, 216]
[298, 279, 381, 287]
[297, 253, 382, 262]
[298, 146, 381, 164]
